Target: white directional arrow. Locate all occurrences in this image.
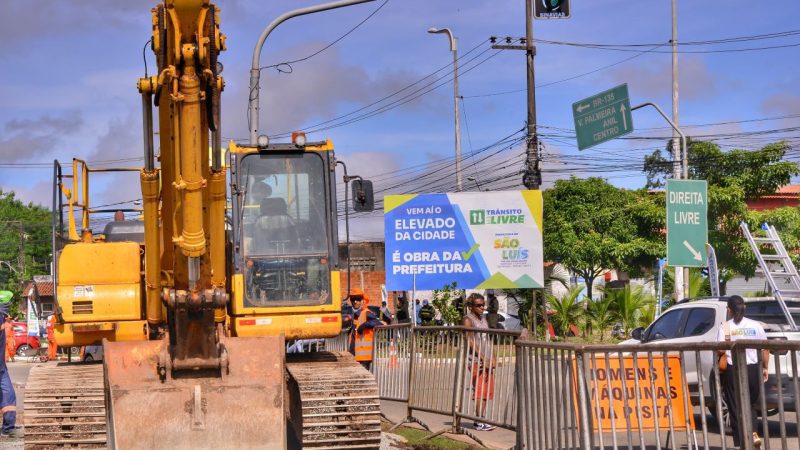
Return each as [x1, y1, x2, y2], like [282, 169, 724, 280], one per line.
[576, 103, 590, 113]
[620, 103, 628, 130]
[683, 240, 703, 261]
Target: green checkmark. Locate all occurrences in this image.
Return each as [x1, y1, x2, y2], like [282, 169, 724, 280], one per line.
[461, 243, 480, 260]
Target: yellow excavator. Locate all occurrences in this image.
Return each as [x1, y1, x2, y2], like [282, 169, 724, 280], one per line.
[28, 1, 380, 448]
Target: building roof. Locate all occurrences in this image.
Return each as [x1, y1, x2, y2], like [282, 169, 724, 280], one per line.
[23, 279, 54, 298]
[758, 184, 800, 199]
[36, 281, 53, 297]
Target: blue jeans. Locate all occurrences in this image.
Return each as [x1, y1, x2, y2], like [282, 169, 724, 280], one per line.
[0, 366, 15, 432]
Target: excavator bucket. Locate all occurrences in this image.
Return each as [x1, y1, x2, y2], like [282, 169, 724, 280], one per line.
[103, 336, 286, 449]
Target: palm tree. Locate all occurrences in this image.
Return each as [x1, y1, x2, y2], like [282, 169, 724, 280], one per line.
[586, 295, 616, 341]
[506, 264, 571, 333]
[607, 285, 655, 336]
[547, 286, 585, 338]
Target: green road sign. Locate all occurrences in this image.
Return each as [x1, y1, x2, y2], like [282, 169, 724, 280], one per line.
[572, 84, 633, 150]
[667, 179, 708, 267]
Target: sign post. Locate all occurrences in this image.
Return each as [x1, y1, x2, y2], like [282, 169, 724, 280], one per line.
[572, 84, 634, 150]
[667, 179, 708, 267]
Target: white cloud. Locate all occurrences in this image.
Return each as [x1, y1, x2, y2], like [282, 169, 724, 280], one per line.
[0, 112, 84, 162]
[609, 56, 716, 101]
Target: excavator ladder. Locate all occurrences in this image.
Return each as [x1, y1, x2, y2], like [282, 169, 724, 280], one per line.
[741, 221, 800, 331]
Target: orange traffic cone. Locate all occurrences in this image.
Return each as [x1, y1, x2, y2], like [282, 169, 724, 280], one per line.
[388, 338, 398, 369]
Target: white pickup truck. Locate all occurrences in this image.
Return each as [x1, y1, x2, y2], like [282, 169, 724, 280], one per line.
[625, 296, 800, 429]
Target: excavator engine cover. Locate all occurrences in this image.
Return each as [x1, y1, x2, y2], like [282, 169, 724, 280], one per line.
[103, 336, 285, 449]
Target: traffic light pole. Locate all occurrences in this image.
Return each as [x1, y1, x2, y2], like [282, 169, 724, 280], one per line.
[491, 0, 541, 190]
[524, 0, 540, 190]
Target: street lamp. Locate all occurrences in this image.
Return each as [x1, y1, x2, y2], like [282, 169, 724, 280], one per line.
[466, 176, 482, 191]
[428, 27, 463, 192]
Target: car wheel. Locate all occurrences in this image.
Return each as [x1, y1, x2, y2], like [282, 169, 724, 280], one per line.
[16, 344, 30, 357]
[708, 375, 732, 434]
[84, 354, 94, 362]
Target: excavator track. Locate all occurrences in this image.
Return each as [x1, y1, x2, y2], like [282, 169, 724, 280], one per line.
[23, 362, 107, 449]
[287, 352, 381, 450]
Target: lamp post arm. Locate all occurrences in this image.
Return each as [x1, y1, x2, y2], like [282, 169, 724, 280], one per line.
[631, 102, 688, 180]
[248, 0, 376, 144]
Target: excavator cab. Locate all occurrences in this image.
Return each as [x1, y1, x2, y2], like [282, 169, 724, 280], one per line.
[228, 140, 346, 340]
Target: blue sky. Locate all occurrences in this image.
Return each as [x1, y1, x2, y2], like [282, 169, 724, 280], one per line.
[1, 0, 798, 240]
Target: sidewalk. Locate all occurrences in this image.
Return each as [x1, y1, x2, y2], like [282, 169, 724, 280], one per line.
[380, 400, 515, 450]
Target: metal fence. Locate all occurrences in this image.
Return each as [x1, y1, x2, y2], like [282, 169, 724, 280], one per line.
[370, 324, 521, 435]
[516, 339, 800, 450]
[373, 324, 412, 402]
[323, 332, 349, 352]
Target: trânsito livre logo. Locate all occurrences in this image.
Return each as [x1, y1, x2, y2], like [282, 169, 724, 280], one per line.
[469, 209, 525, 226]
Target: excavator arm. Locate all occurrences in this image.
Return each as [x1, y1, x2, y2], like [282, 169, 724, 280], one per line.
[103, 2, 287, 448]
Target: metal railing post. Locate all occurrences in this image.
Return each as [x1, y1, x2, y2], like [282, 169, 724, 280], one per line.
[406, 325, 417, 420]
[733, 344, 754, 450]
[574, 349, 592, 450]
[452, 327, 467, 431]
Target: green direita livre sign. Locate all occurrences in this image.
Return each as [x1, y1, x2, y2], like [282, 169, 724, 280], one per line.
[666, 179, 708, 267]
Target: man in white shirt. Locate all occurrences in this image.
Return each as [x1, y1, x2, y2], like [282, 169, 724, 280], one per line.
[717, 295, 768, 449]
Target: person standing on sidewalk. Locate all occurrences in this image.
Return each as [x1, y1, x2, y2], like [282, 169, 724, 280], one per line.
[0, 292, 22, 438]
[348, 289, 382, 371]
[46, 315, 58, 361]
[462, 293, 496, 431]
[1, 317, 14, 363]
[717, 295, 767, 449]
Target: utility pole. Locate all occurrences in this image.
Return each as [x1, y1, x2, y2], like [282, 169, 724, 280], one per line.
[523, 0, 540, 190]
[671, 0, 688, 300]
[490, 0, 540, 190]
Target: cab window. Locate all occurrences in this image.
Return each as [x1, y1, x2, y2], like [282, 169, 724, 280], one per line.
[681, 308, 715, 337]
[646, 309, 686, 342]
[239, 152, 331, 307]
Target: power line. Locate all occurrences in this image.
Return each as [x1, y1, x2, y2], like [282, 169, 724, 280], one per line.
[259, 0, 390, 73]
[464, 42, 669, 98]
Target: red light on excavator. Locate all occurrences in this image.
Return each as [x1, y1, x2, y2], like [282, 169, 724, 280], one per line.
[291, 132, 307, 147]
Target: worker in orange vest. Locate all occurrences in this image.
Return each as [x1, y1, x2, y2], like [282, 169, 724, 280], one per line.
[347, 289, 382, 371]
[46, 315, 57, 361]
[1, 317, 14, 363]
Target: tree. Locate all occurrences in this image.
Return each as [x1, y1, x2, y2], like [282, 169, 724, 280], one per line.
[546, 286, 585, 338]
[644, 140, 799, 277]
[543, 177, 663, 300]
[431, 282, 462, 325]
[0, 190, 52, 312]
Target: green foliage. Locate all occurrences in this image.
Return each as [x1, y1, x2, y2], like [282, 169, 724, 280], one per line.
[586, 295, 616, 341]
[431, 282, 462, 325]
[644, 140, 800, 277]
[505, 289, 547, 337]
[543, 177, 663, 300]
[606, 285, 655, 336]
[0, 190, 52, 312]
[546, 286, 585, 338]
[661, 268, 711, 301]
